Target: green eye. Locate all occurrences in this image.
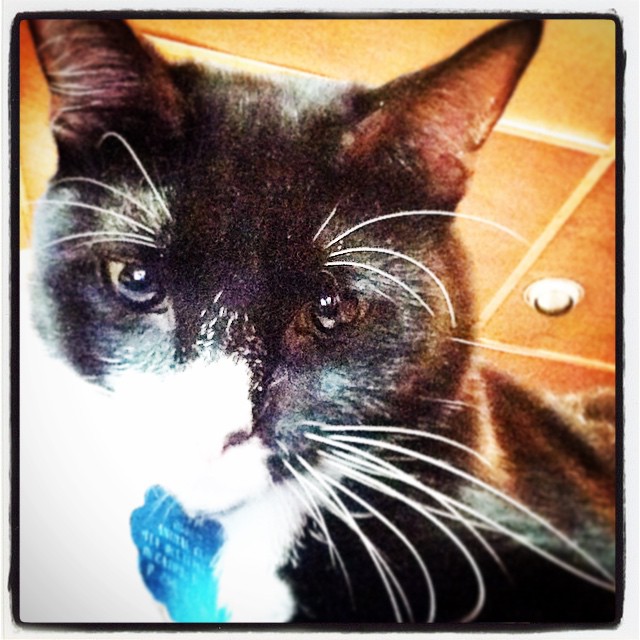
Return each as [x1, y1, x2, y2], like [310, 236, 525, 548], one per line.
[106, 260, 165, 309]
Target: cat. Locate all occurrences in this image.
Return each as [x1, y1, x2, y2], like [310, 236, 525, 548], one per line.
[21, 17, 616, 624]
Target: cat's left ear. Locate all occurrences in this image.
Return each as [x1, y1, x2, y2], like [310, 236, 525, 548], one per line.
[340, 20, 543, 209]
[28, 19, 184, 156]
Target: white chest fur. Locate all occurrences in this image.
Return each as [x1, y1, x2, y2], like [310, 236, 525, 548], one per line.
[214, 483, 308, 622]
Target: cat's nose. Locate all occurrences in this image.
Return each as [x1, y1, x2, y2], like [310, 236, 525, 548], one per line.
[222, 426, 253, 452]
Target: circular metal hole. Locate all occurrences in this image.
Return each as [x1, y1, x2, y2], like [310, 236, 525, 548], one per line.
[524, 278, 584, 317]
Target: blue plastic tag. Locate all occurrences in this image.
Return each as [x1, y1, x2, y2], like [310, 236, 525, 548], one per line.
[130, 486, 229, 622]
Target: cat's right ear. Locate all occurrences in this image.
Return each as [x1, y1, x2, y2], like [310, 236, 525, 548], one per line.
[28, 19, 184, 157]
[338, 20, 543, 210]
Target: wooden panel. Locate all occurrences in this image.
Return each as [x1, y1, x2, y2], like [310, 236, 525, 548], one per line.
[457, 133, 594, 311]
[476, 350, 615, 395]
[510, 19, 616, 145]
[482, 165, 616, 364]
[130, 19, 505, 83]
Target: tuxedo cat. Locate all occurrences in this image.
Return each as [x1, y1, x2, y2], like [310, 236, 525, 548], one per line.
[23, 18, 615, 623]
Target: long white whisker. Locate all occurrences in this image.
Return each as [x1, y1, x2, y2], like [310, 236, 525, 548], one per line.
[326, 260, 434, 317]
[313, 204, 339, 242]
[284, 462, 336, 562]
[320, 433, 614, 584]
[320, 446, 485, 622]
[316, 423, 491, 467]
[34, 198, 156, 236]
[325, 210, 528, 249]
[307, 432, 614, 590]
[367, 283, 398, 305]
[295, 455, 404, 622]
[451, 337, 579, 364]
[439, 499, 510, 579]
[60, 238, 159, 250]
[319, 452, 437, 622]
[315, 462, 426, 623]
[321, 449, 494, 530]
[328, 435, 505, 577]
[330, 247, 457, 328]
[99, 131, 173, 222]
[41, 230, 158, 249]
[281, 459, 354, 603]
[50, 177, 162, 227]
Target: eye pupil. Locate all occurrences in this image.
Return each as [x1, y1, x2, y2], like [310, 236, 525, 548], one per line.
[312, 274, 342, 332]
[316, 301, 338, 329]
[106, 261, 164, 309]
[122, 267, 150, 290]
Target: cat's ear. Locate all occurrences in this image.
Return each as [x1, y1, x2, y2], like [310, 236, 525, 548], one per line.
[28, 19, 184, 155]
[340, 20, 543, 209]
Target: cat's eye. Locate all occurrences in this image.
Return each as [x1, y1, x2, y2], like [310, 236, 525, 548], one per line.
[313, 290, 340, 332]
[309, 271, 359, 335]
[105, 260, 165, 310]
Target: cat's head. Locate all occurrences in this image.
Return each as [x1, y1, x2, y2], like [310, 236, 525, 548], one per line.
[28, 19, 541, 515]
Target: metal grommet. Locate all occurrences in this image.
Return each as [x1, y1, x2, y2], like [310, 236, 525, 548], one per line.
[523, 278, 584, 317]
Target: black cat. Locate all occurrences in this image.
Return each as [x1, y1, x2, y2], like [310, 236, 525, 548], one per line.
[24, 18, 615, 623]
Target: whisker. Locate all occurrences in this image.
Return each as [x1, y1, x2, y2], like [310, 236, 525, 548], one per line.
[438, 499, 510, 579]
[320, 433, 614, 584]
[325, 210, 528, 249]
[318, 451, 437, 622]
[315, 423, 492, 467]
[450, 337, 577, 363]
[325, 260, 434, 317]
[50, 177, 162, 227]
[366, 283, 398, 305]
[330, 247, 457, 328]
[321, 449, 494, 530]
[281, 458, 354, 603]
[320, 446, 485, 622]
[327, 438, 506, 577]
[41, 231, 158, 250]
[34, 198, 156, 236]
[99, 131, 173, 222]
[314, 461, 426, 623]
[308, 432, 614, 591]
[295, 455, 405, 622]
[313, 204, 339, 243]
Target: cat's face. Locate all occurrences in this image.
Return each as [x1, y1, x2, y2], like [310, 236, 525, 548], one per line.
[29, 19, 541, 516]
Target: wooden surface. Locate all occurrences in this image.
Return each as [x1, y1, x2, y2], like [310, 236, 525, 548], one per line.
[18, 17, 617, 394]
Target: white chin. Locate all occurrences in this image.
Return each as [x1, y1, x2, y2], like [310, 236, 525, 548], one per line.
[166, 437, 274, 516]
